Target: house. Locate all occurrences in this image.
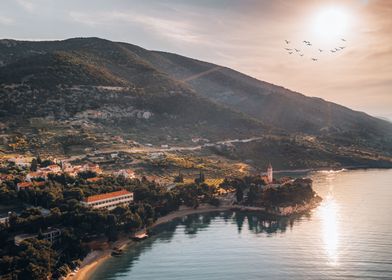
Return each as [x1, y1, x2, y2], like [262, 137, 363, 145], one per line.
[63, 164, 83, 177]
[83, 163, 102, 174]
[26, 171, 47, 182]
[44, 164, 62, 174]
[8, 156, 30, 168]
[14, 228, 61, 246]
[86, 177, 102, 183]
[17, 181, 45, 191]
[17, 182, 33, 191]
[82, 190, 133, 210]
[0, 174, 15, 182]
[62, 162, 94, 177]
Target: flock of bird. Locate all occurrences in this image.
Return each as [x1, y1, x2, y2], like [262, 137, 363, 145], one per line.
[283, 38, 347, 62]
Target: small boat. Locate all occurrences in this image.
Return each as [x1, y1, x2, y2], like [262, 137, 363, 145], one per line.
[132, 229, 149, 241]
[111, 248, 123, 256]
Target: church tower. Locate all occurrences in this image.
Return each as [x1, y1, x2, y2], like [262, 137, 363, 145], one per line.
[267, 163, 273, 184]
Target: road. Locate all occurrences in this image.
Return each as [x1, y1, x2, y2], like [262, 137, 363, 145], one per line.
[62, 137, 264, 162]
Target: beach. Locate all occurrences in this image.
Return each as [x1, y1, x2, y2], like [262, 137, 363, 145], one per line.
[66, 198, 321, 279]
[66, 204, 231, 280]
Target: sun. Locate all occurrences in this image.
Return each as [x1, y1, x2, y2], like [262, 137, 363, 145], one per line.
[312, 7, 351, 41]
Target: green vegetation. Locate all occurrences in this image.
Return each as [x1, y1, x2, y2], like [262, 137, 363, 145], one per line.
[0, 158, 224, 279]
[222, 176, 318, 208]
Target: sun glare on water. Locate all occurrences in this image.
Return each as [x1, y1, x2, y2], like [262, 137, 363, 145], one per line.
[319, 195, 340, 265]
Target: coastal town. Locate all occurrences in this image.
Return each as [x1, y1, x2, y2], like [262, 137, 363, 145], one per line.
[0, 153, 321, 279]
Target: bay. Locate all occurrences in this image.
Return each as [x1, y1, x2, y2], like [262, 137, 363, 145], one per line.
[90, 169, 392, 280]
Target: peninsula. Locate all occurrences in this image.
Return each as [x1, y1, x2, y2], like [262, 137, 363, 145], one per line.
[0, 156, 320, 279]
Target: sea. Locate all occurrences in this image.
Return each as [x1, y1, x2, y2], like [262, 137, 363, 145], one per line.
[90, 169, 392, 280]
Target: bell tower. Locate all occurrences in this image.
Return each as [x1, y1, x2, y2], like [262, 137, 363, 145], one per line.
[267, 163, 273, 184]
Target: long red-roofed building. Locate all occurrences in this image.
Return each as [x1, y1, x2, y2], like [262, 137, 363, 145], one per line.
[82, 189, 133, 210]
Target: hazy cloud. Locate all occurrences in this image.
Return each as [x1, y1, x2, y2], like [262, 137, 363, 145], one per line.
[0, 15, 14, 25]
[15, 0, 34, 12]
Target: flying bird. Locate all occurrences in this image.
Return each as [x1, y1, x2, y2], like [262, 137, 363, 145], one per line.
[285, 40, 290, 44]
[307, 43, 312, 46]
[300, 54, 304, 57]
[341, 38, 346, 42]
[295, 48, 300, 52]
[285, 48, 292, 51]
[330, 50, 336, 53]
[311, 58, 318, 61]
[339, 46, 346, 50]
[288, 52, 293, 54]
[318, 49, 323, 52]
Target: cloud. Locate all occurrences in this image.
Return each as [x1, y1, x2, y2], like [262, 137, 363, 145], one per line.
[69, 11, 203, 43]
[15, 0, 34, 12]
[0, 15, 14, 25]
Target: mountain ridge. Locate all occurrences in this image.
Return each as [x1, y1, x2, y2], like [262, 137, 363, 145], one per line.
[0, 37, 391, 169]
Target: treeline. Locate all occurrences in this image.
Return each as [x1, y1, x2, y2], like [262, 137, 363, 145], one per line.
[0, 160, 221, 279]
[220, 176, 316, 207]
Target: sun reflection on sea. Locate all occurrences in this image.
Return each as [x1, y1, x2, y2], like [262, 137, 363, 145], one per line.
[319, 194, 340, 266]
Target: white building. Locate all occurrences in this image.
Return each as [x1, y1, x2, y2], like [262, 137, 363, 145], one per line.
[82, 190, 134, 210]
[267, 163, 273, 184]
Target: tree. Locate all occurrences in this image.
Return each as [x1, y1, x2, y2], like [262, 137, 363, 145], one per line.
[30, 159, 38, 172]
[174, 171, 184, 183]
[36, 155, 42, 165]
[195, 171, 205, 185]
[17, 239, 57, 280]
[236, 187, 244, 202]
[78, 171, 97, 180]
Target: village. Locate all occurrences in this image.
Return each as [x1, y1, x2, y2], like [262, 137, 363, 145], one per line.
[0, 153, 320, 279]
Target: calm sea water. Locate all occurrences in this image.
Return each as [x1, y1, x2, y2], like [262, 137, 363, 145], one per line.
[90, 169, 392, 280]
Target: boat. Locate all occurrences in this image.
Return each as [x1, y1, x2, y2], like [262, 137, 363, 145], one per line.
[111, 248, 123, 256]
[131, 229, 149, 241]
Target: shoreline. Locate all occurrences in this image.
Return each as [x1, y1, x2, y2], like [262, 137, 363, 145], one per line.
[67, 204, 232, 280]
[68, 200, 320, 280]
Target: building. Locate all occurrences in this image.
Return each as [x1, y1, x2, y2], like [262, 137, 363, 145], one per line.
[39, 164, 62, 174]
[82, 189, 133, 210]
[26, 171, 47, 182]
[267, 163, 273, 184]
[17, 181, 45, 191]
[14, 228, 61, 246]
[17, 181, 33, 191]
[61, 162, 102, 177]
[114, 169, 136, 179]
[86, 177, 102, 183]
[8, 156, 30, 168]
[84, 163, 102, 174]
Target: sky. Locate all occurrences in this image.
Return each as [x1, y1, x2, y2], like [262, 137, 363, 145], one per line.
[0, 0, 391, 121]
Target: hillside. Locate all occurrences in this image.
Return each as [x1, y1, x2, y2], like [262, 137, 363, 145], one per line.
[0, 37, 391, 169]
[143, 50, 392, 139]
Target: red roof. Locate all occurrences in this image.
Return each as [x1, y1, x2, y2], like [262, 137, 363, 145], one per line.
[86, 177, 101, 183]
[17, 182, 33, 188]
[85, 190, 132, 203]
